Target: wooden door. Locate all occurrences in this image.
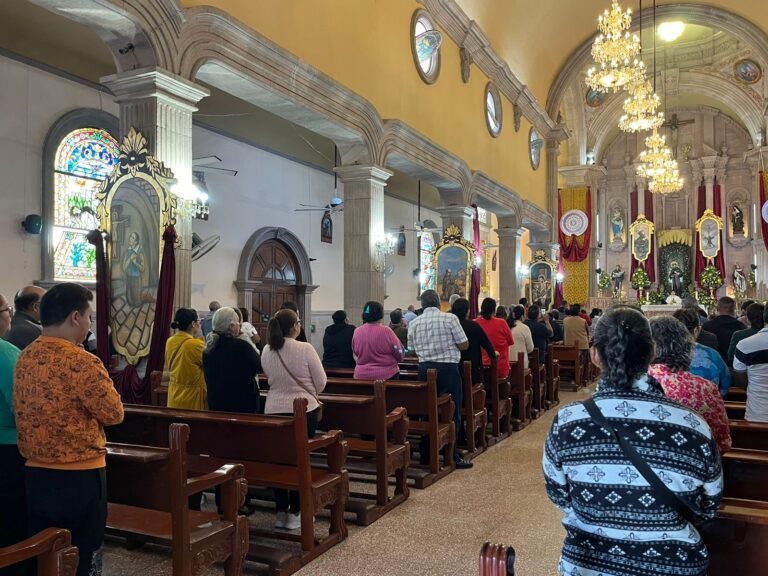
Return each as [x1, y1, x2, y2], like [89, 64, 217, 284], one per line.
[248, 240, 300, 336]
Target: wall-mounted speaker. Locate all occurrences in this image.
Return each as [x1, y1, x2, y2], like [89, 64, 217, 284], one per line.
[22, 215, 42, 235]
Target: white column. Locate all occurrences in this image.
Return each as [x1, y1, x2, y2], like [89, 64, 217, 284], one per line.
[101, 67, 209, 309]
[335, 164, 393, 323]
[496, 218, 524, 306]
[546, 138, 561, 242]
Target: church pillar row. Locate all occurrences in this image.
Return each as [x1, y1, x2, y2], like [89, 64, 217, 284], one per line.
[101, 67, 210, 309]
[546, 139, 560, 242]
[495, 218, 524, 306]
[335, 164, 393, 323]
[438, 206, 474, 241]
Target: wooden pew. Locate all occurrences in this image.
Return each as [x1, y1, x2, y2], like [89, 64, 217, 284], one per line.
[508, 353, 531, 431]
[545, 344, 560, 408]
[482, 357, 511, 446]
[725, 401, 746, 420]
[149, 370, 169, 406]
[106, 423, 248, 576]
[0, 529, 78, 576]
[527, 349, 547, 418]
[705, 498, 768, 576]
[107, 399, 348, 575]
[730, 420, 768, 450]
[323, 373, 455, 488]
[316, 381, 410, 525]
[479, 541, 515, 576]
[551, 345, 582, 391]
[725, 387, 746, 402]
[722, 449, 768, 501]
[459, 361, 487, 459]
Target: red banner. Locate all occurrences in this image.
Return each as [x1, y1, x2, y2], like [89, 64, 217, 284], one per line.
[558, 188, 592, 262]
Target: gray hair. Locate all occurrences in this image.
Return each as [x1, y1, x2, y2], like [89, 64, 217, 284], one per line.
[448, 294, 460, 307]
[420, 289, 440, 309]
[649, 316, 694, 373]
[204, 306, 240, 354]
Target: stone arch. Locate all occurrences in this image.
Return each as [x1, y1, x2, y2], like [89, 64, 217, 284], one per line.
[40, 108, 120, 286]
[235, 227, 316, 335]
[468, 172, 523, 228]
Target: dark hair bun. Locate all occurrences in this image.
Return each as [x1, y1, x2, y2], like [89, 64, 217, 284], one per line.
[171, 321, 180, 329]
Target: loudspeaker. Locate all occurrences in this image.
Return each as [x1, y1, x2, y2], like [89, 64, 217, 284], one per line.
[22, 215, 42, 234]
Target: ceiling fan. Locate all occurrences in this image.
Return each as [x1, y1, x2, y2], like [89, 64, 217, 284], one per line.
[390, 180, 441, 236]
[294, 145, 344, 214]
[192, 155, 238, 177]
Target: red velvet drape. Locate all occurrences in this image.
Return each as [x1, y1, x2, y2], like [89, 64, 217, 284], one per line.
[558, 188, 592, 262]
[694, 184, 707, 286]
[761, 172, 768, 252]
[630, 188, 639, 278]
[712, 182, 726, 280]
[87, 229, 110, 369]
[470, 205, 481, 318]
[644, 189, 656, 283]
[138, 225, 178, 402]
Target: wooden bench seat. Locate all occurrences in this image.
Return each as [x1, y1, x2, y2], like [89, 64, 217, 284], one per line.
[725, 401, 746, 420]
[552, 345, 583, 391]
[322, 372, 455, 489]
[106, 423, 248, 576]
[527, 349, 547, 417]
[460, 361, 487, 459]
[508, 354, 531, 431]
[107, 399, 348, 576]
[725, 387, 746, 402]
[546, 344, 560, 408]
[482, 358, 511, 445]
[0, 529, 78, 576]
[722, 448, 768, 501]
[729, 420, 768, 450]
[705, 497, 768, 575]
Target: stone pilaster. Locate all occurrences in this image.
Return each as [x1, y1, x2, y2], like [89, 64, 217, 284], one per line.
[438, 206, 474, 240]
[546, 138, 561, 242]
[335, 164, 393, 322]
[101, 67, 209, 309]
[496, 217, 524, 306]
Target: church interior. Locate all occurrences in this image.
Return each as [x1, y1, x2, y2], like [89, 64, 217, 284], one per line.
[1, 0, 768, 575]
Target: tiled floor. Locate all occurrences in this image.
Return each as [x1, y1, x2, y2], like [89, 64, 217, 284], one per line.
[104, 388, 591, 576]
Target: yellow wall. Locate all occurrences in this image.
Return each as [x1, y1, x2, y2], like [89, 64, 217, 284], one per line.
[181, 0, 546, 205]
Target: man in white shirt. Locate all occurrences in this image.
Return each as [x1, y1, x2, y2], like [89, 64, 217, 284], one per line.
[733, 305, 768, 422]
[407, 290, 471, 468]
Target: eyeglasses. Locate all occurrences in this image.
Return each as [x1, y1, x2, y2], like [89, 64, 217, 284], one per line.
[0, 306, 13, 316]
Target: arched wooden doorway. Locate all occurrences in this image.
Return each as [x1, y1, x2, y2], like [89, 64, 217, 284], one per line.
[235, 227, 316, 340]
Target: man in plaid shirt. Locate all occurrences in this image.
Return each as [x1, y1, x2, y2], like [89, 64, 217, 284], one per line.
[407, 290, 472, 468]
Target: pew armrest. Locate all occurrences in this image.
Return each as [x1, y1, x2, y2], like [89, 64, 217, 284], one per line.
[436, 393, 453, 423]
[0, 528, 77, 573]
[186, 463, 245, 496]
[386, 407, 409, 445]
[309, 430, 348, 473]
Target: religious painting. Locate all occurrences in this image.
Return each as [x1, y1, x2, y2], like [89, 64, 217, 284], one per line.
[607, 201, 627, 251]
[96, 128, 176, 364]
[727, 196, 749, 247]
[734, 59, 762, 84]
[585, 88, 608, 108]
[397, 228, 406, 256]
[630, 215, 655, 263]
[321, 211, 333, 244]
[432, 224, 473, 310]
[526, 249, 556, 310]
[696, 209, 723, 261]
[659, 243, 692, 296]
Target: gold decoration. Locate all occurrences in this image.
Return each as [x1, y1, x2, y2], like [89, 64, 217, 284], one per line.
[695, 209, 724, 261]
[432, 224, 475, 310]
[657, 229, 693, 247]
[629, 214, 655, 263]
[527, 250, 557, 307]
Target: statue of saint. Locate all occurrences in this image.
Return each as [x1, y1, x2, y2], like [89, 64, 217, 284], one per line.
[669, 261, 684, 295]
[610, 264, 625, 298]
[611, 208, 624, 243]
[733, 263, 747, 294]
[731, 204, 745, 235]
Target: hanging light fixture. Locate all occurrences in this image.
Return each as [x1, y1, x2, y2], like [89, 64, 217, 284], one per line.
[586, 0, 645, 92]
[648, 157, 684, 194]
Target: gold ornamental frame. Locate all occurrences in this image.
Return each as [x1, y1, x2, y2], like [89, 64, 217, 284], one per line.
[695, 208, 724, 261]
[629, 214, 655, 263]
[432, 224, 475, 310]
[527, 249, 556, 307]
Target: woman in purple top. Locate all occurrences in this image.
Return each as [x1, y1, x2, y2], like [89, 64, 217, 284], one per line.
[352, 301, 404, 380]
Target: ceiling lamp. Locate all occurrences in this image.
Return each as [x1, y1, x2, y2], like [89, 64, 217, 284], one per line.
[648, 158, 684, 194]
[619, 79, 664, 132]
[658, 21, 685, 42]
[637, 128, 672, 178]
[585, 0, 645, 92]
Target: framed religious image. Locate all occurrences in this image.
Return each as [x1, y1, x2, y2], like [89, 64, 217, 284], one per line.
[96, 128, 176, 364]
[696, 209, 723, 260]
[608, 201, 627, 251]
[321, 211, 333, 244]
[629, 214, 655, 263]
[527, 249, 555, 310]
[433, 224, 474, 310]
[397, 229, 406, 256]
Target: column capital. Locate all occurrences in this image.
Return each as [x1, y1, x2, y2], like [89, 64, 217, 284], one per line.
[495, 224, 524, 239]
[101, 67, 209, 111]
[558, 164, 607, 189]
[334, 164, 393, 185]
[437, 205, 474, 220]
[528, 241, 560, 262]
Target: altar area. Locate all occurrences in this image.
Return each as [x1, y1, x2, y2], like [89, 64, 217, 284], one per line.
[640, 304, 683, 318]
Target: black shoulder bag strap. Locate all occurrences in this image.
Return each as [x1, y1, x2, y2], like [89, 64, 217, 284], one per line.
[583, 397, 698, 525]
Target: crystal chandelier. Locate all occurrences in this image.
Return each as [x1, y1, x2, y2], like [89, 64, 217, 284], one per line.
[585, 0, 645, 92]
[648, 158, 684, 194]
[636, 128, 684, 194]
[619, 79, 664, 132]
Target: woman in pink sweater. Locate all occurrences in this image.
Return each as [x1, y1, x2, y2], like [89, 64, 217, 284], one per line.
[261, 308, 326, 530]
[352, 301, 404, 380]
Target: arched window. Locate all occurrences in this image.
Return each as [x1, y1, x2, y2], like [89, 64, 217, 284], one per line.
[419, 232, 436, 292]
[42, 110, 119, 286]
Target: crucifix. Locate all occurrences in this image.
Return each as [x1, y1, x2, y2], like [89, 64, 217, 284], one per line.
[662, 114, 694, 159]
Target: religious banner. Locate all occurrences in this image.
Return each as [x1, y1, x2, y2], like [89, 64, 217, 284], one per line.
[433, 224, 474, 311]
[696, 209, 724, 261]
[527, 249, 556, 310]
[630, 215, 655, 263]
[558, 188, 592, 305]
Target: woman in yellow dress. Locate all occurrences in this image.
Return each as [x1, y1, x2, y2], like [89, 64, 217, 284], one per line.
[165, 308, 207, 410]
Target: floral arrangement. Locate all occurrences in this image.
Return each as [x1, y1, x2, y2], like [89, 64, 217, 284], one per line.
[631, 267, 651, 289]
[748, 264, 757, 289]
[701, 265, 723, 290]
[695, 289, 716, 308]
[648, 289, 667, 305]
[598, 272, 611, 291]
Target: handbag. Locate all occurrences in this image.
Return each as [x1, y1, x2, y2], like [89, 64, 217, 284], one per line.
[582, 397, 716, 534]
[275, 349, 323, 421]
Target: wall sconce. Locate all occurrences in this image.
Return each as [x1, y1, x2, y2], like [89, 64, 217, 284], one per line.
[374, 232, 397, 272]
[172, 181, 209, 219]
[555, 271, 565, 282]
[519, 264, 530, 277]
[586, 150, 596, 165]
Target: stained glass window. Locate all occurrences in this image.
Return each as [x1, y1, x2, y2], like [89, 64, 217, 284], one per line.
[420, 232, 436, 293]
[53, 128, 119, 282]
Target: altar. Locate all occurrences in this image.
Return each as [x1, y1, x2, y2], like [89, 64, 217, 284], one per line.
[640, 304, 683, 318]
[588, 297, 616, 311]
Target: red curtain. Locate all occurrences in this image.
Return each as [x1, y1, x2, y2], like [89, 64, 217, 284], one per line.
[558, 188, 592, 262]
[644, 189, 656, 283]
[694, 184, 707, 286]
[630, 188, 639, 278]
[87, 229, 110, 369]
[470, 205, 481, 319]
[712, 182, 726, 280]
[761, 172, 768, 251]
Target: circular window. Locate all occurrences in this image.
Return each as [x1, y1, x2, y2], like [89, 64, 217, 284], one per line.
[485, 83, 503, 137]
[411, 10, 441, 84]
[529, 127, 542, 170]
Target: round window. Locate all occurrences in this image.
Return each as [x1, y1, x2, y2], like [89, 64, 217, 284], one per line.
[411, 10, 441, 84]
[529, 127, 542, 170]
[485, 83, 503, 137]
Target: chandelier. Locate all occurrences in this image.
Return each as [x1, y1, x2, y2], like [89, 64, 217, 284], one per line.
[585, 0, 645, 92]
[636, 128, 684, 194]
[619, 79, 664, 132]
[648, 158, 684, 194]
